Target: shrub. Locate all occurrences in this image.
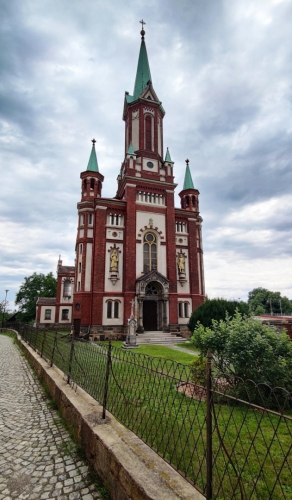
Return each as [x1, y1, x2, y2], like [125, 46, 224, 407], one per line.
[188, 298, 248, 332]
[189, 357, 207, 386]
[191, 311, 292, 397]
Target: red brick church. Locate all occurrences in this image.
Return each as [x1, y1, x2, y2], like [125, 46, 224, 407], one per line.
[37, 26, 205, 334]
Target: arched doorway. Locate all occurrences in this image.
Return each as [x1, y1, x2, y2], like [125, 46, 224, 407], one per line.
[143, 282, 162, 331]
[136, 271, 169, 333]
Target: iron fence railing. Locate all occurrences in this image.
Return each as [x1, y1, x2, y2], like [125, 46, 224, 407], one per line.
[6, 324, 292, 500]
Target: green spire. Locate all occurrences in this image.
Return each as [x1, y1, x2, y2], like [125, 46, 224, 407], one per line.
[87, 139, 99, 172]
[133, 30, 152, 99]
[183, 160, 195, 190]
[165, 147, 172, 162]
[127, 142, 135, 155]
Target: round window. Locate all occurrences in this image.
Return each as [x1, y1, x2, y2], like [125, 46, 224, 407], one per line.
[146, 233, 154, 242]
[75, 303, 81, 311]
[147, 161, 154, 168]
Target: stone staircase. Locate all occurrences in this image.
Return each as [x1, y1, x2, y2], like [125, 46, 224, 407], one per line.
[136, 331, 189, 346]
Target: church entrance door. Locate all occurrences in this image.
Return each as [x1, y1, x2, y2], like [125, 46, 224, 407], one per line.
[143, 301, 157, 331]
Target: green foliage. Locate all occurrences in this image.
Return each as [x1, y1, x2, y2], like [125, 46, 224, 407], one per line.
[191, 311, 292, 392]
[248, 287, 292, 315]
[15, 272, 57, 323]
[189, 356, 206, 385]
[188, 298, 248, 331]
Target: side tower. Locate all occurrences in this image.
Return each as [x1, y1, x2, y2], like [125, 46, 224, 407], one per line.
[73, 140, 104, 335]
[72, 24, 205, 336]
[176, 160, 205, 324]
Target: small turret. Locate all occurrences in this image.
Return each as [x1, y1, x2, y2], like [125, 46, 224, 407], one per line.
[80, 139, 104, 200]
[179, 159, 199, 211]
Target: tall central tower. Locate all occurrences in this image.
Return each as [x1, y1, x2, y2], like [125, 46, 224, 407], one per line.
[72, 25, 205, 336]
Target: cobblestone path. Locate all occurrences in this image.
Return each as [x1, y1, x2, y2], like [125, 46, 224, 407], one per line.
[0, 335, 105, 500]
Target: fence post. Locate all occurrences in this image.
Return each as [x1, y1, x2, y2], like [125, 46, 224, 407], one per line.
[67, 340, 75, 384]
[102, 341, 112, 419]
[51, 331, 58, 367]
[40, 330, 47, 358]
[206, 349, 213, 500]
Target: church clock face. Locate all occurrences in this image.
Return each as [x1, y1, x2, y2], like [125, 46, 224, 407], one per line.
[147, 161, 154, 168]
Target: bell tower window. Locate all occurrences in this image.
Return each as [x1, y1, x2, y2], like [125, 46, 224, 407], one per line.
[145, 115, 152, 151]
[143, 232, 157, 272]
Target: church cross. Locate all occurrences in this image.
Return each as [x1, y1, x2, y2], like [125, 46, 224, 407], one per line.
[140, 19, 146, 30]
[92, 138, 96, 145]
[186, 159, 189, 166]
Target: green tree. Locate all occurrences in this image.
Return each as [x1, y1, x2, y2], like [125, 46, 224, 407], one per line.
[248, 287, 292, 315]
[15, 272, 57, 323]
[191, 311, 292, 392]
[0, 302, 11, 326]
[187, 298, 248, 332]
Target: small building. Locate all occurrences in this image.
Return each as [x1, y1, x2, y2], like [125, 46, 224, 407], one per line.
[36, 259, 75, 327]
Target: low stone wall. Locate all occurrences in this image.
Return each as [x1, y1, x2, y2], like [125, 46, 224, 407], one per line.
[10, 331, 204, 500]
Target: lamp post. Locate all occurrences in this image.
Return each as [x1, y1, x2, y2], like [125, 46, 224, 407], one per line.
[2, 290, 9, 328]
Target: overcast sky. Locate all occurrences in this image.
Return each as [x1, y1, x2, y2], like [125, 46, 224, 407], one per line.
[1, 0, 292, 310]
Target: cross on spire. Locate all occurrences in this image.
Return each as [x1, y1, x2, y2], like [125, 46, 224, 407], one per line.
[140, 19, 146, 38]
[186, 158, 189, 166]
[92, 138, 96, 145]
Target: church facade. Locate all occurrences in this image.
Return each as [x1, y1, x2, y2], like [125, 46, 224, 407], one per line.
[71, 27, 205, 336]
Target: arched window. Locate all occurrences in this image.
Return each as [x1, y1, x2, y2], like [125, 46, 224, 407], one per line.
[145, 115, 152, 150]
[107, 300, 119, 318]
[143, 232, 157, 272]
[83, 179, 87, 191]
[178, 302, 190, 318]
[63, 280, 72, 297]
[90, 178, 95, 190]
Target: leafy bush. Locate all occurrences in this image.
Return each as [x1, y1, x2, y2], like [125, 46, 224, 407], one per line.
[188, 298, 248, 332]
[189, 357, 206, 386]
[191, 311, 292, 395]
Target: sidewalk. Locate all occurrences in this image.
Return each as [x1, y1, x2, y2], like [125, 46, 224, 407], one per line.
[0, 334, 106, 500]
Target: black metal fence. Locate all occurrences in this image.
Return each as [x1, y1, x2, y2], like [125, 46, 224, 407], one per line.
[7, 324, 292, 500]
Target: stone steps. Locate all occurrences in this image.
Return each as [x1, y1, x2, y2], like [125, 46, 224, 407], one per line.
[136, 331, 189, 345]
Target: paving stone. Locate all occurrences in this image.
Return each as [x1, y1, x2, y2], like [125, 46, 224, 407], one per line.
[0, 335, 104, 500]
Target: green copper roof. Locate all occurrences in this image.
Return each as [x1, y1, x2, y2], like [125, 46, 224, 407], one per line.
[127, 142, 135, 155]
[87, 141, 99, 172]
[165, 147, 172, 162]
[133, 37, 152, 99]
[183, 163, 195, 190]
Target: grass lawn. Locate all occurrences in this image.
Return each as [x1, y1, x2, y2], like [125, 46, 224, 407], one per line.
[111, 341, 197, 365]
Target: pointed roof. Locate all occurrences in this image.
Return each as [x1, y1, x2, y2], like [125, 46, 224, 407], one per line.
[165, 147, 172, 162]
[133, 33, 152, 99]
[127, 142, 135, 155]
[183, 160, 195, 190]
[87, 139, 99, 172]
